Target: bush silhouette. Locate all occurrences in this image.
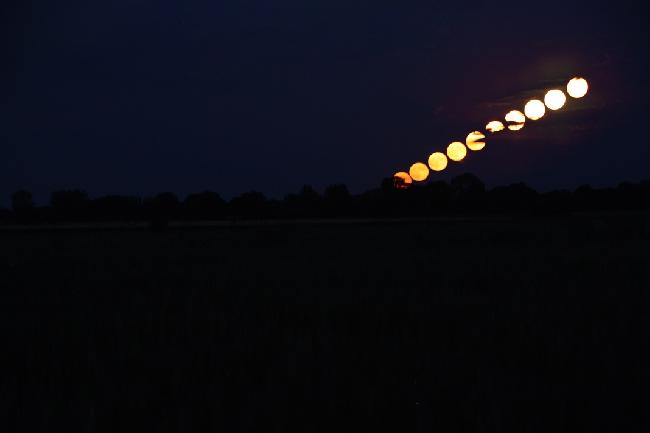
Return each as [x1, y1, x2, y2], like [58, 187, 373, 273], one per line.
[0, 207, 11, 223]
[183, 191, 226, 220]
[50, 190, 90, 222]
[144, 192, 181, 231]
[230, 191, 268, 218]
[284, 185, 322, 218]
[489, 183, 538, 212]
[324, 184, 351, 217]
[92, 195, 142, 222]
[5, 175, 650, 223]
[12, 190, 36, 223]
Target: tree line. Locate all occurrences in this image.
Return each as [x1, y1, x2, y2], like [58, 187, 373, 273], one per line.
[2, 173, 650, 225]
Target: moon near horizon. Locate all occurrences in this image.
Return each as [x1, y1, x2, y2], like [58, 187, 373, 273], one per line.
[393, 171, 413, 189]
[409, 162, 430, 182]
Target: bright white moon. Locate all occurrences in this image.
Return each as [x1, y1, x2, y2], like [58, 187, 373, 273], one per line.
[390, 75, 592, 181]
[567, 77, 589, 98]
[544, 89, 567, 110]
[524, 99, 546, 120]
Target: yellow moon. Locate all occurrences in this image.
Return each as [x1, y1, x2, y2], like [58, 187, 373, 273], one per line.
[524, 99, 546, 120]
[505, 110, 525, 131]
[544, 89, 567, 110]
[466, 131, 486, 151]
[428, 152, 448, 171]
[393, 171, 413, 189]
[485, 120, 505, 133]
[446, 141, 467, 162]
[567, 77, 588, 98]
[409, 162, 429, 182]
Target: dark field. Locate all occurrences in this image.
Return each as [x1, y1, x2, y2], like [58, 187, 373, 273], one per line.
[2, 214, 650, 432]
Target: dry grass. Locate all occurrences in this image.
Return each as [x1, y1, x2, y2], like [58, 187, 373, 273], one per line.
[2, 214, 649, 432]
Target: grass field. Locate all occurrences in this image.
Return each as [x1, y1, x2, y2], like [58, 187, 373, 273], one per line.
[2, 213, 650, 432]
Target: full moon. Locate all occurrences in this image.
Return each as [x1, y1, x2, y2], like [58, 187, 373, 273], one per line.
[466, 131, 486, 151]
[544, 89, 567, 110]
[428, 152, 448, 171]
[567, 77, 589, 98]
[505, 110, 526, 131]
[409, 162, 429, 182]
[486, 120, 505, 133]
[524, 99, 546, 120]
[446, 142, 467, 162]
[393, 172, 413, 189]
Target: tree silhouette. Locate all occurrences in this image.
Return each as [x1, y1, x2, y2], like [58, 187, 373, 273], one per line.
[489, 183, 538, 212]
[615, 181, 650, 211]
[450, 173, 485, 211]
[51, 190, 90, 221]
[284, 185, 322, 218]
[92, 195, 142, 221]
[145, 192, 180, 231]
[324, 184, 351, 217]
[230, 191, 268, 218]
[183, 191, 226, 220]
[451, 173, 485, 197]
[2, 174, 649, 224]
[12, 190, 36, 223]
[422, 181, 452, 214]
[0, 207, 11, 223]
[380, 177, 395, 194]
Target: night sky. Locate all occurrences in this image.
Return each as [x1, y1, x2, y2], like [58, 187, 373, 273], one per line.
[3, 1, 649, 205]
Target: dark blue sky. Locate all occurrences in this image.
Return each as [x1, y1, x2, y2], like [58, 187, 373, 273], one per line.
[2, 1, 649, 204]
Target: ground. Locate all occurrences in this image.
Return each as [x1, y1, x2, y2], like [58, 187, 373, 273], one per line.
[2, 213, 650, 432]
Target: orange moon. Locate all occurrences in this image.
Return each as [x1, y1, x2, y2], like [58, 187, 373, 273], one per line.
[486, 120, 505, 133]
[524, 99, 546, 120]
[544, 89, 567, 110]
[428, 152, 448, 171]
[466, 131, 486, 151]
[567, 77, 589, 98]
[505, 110, 526, 131]
[393, 172, 413, 189]
[409, 162, 429, 182]
[446, 141, 467, 162]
